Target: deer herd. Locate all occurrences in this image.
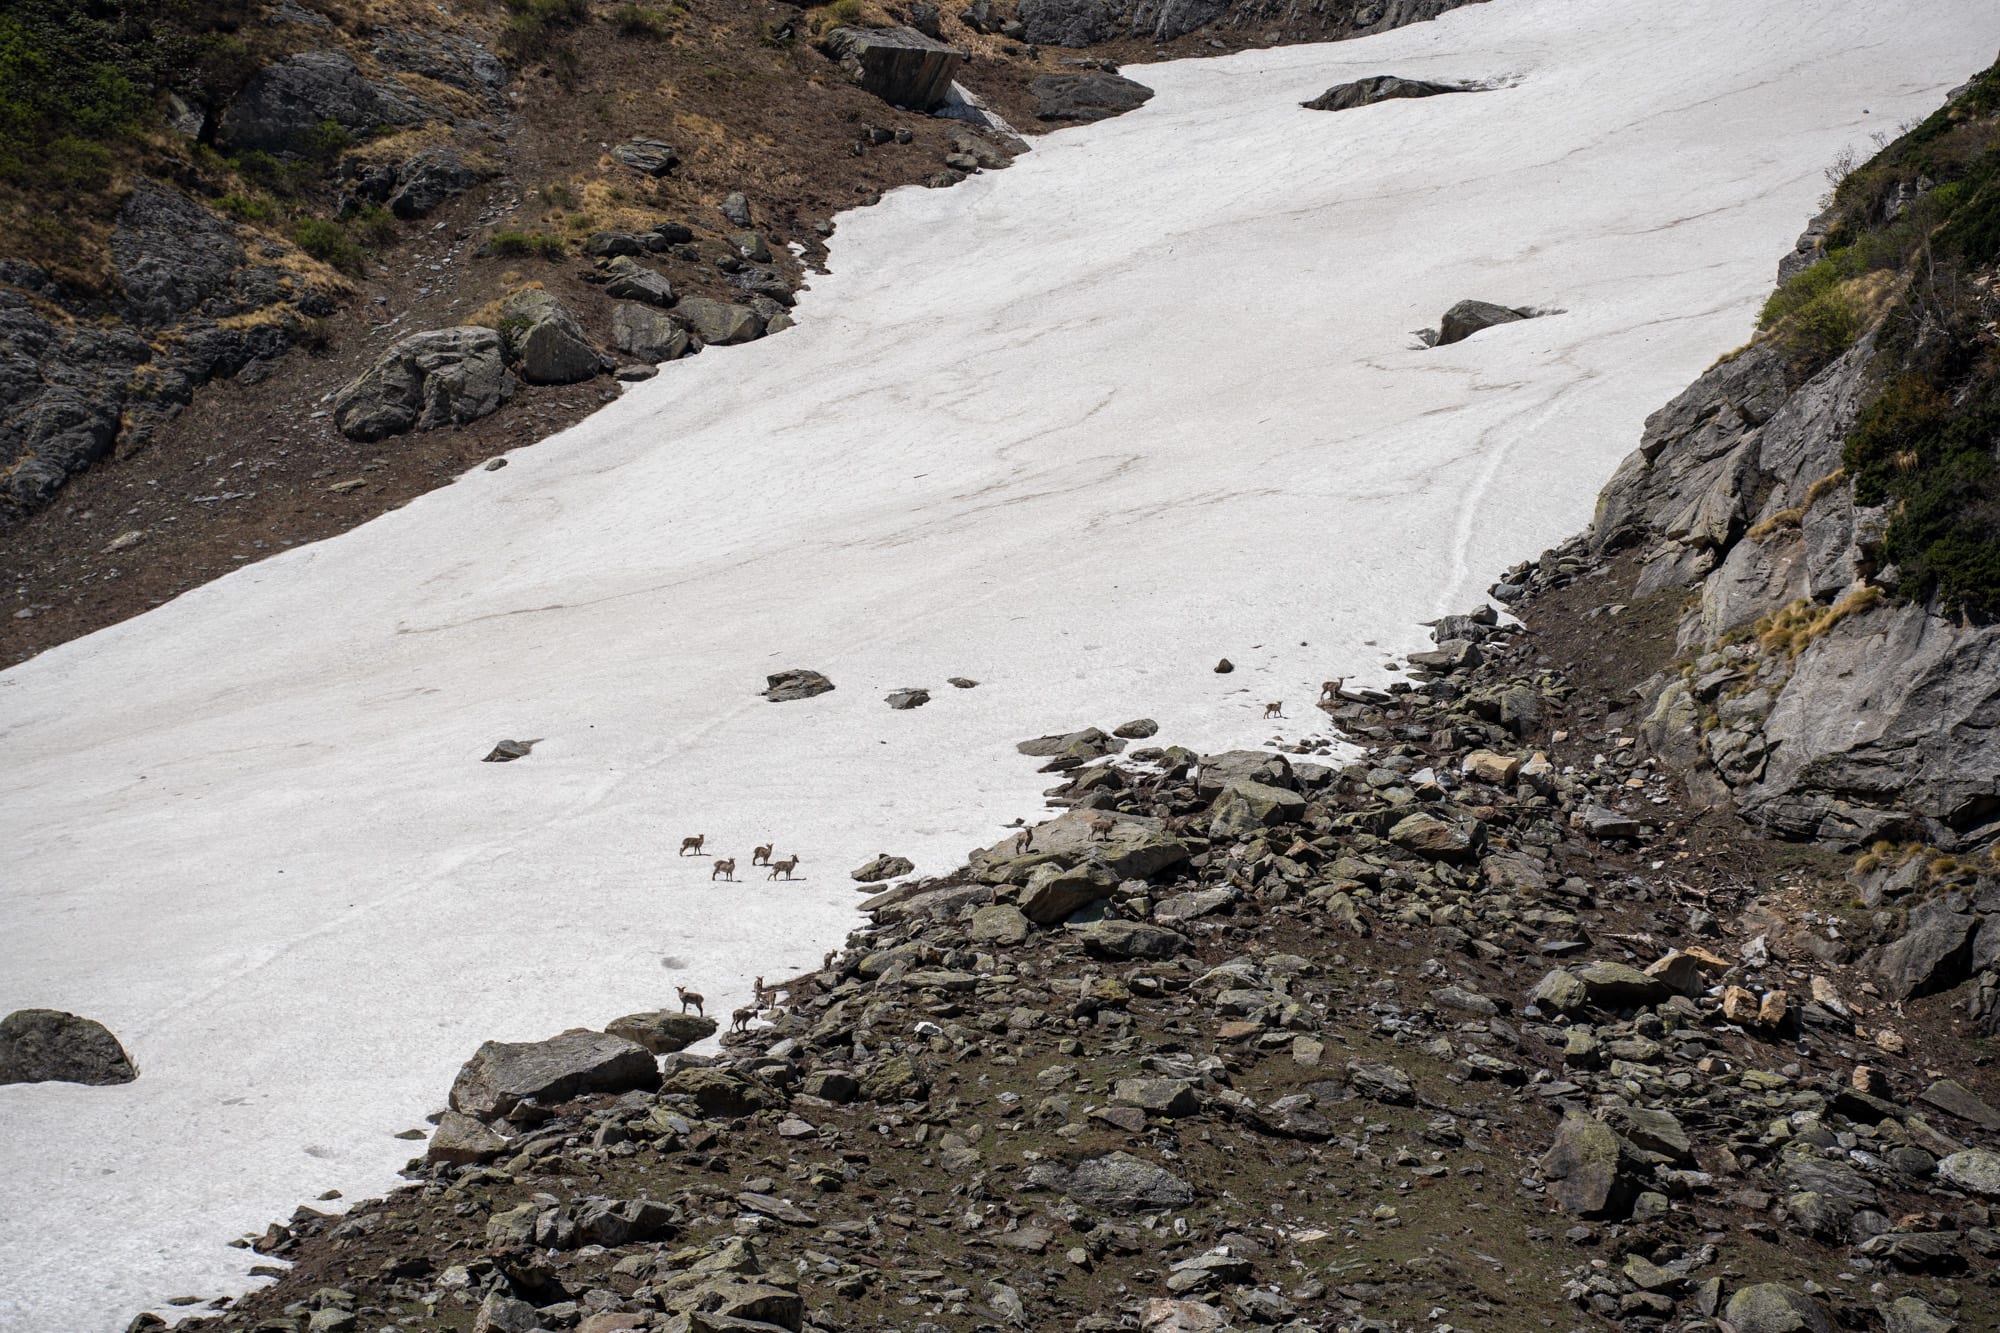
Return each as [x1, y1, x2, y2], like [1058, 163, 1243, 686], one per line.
[678, 834, 801, 881]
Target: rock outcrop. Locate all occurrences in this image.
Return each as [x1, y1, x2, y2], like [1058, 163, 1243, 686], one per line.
[331, 326, 515, 442]
[0, 1009, 138, 1086]
[448, 1029, 660, 1121]
[1029, 72, 1156, 122]
[1302, 74, 1470, 112]
[217, 51, 427, 156]
[818, 27, 967, 112]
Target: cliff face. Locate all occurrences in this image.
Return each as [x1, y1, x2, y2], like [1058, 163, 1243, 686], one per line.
[1577, 63, 2000, 852]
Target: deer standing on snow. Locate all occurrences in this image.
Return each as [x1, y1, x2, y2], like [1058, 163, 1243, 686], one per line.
[769, 855, 800, 880]
[752, 843, 773, 866]
[679, 834, 706, 856]
[675, 985, 704, 1016]
[712, 857, 736, 881]
[1319, 678, 1345, 704]
[1264, 701, 1284, 719]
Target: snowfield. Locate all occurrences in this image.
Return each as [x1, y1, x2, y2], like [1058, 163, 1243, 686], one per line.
[2, 0, 1994, 1326]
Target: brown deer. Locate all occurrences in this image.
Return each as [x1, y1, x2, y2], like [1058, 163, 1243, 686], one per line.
[769, 855, 800, 880]
[1087, 815, 1116, 842]
[679, 834, 706, 856]
[1319, 678, 1345, 704]
[1263, 701, 1284, 718]
[823, 948, 838, 971]
[730, 1005, 755, 1033]
[712, 857, 736, 881]
[1013, 825, 1035, 854]
[675, 985, 704, 1016]
[752, 843, 773, 866]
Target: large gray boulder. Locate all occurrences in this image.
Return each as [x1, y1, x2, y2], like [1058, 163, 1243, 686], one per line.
[218, 51, 425, 155]
[1303, 75, 1468, 112]
[1018, 0, 1111, 45]
[611, 137, 680, 177]
[973, 808, 1190, 883]
[611, 303, 692, 363]
[602, 256, 677, 308]
[673, 297, 765, 346]
[332, 326, 514, 442]
[1875, 897, 1978, 1001]
[388, 147, 479, 219]
[112, 180, 244, 326]
[1030, 72, 1156, 123]
[604, 1010, 718, 1053]
[1723, 1285, 1836, 1333]
[818, 26, 966, 112]
[1070, 919, 1190, 960]
[1540, 1116, 1634, 1218]
[1062, 1152, 1195, 1211]
[495, 288, 602, 385]
[1936, 1148, 2000, 1197]
[448, 1028, 660, 1121]
[0, 1009, 137, 1086]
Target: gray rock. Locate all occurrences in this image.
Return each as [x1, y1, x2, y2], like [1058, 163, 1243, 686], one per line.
[1303, 75, 1469, 112]
[218, 51, 425, 155]
[1070, 919, 1190, 960]
[1020, 864, 1110, 925]
[1573, 960, 1671, 1010]
[1936, 1149, 2000, 1198]
[387, 147, 479, 219]
[1436, 300, 1534, 347]
[0, 1009, 137, 1086]
[1344, 1060, 1414, 1105]
[720, 192, 753, 227]
[1030, 72, 1156, 122]
[602, 256, 677, 308]
[1018, 0, 1110, 45]
[1575, 804, 1643, 839]
[604, 1009, 718, 1053]
[1876, 899, 1977, 1001]
[673, 296, 765, 346]
[1208, 780, 1307, 836]
[1114, 718, 1159, 739]
[1020, 727, 1126, 761]
[370, 29, 508, 96]
[472, 1291, 538, 1333]
[968, 903, 1031, 945]
[1194, 749, 1294, 797]
[1723, 1284, 1835, 1333]
[1884, 1297, 1958, 1333]
[819, 26, 965, 111]
[885, 688, 931, 710]
[112, 180, 244, 326]
[611, 303, 691, 363]
[331, 326, 514, 442]
[495, 288, 602, 385]
[1387, 811, 1482, 860]
[1127, 0, 1228, 40]
[425, 1110, 509, 1165]
[851, 854, 916, 882]
[448, 1028, 660, 1121]
[1541, 1116, 1633, 1218]
[764, 669, 834, 701]
[611, 137, 680, 176]
[1063, 1152, 1195, 1211]
[585, 231, 648, 258]
[975, 808, 1189, 883]
[1920, 1078, 2000, 1131]
[1112, 1077, 1200, 1116]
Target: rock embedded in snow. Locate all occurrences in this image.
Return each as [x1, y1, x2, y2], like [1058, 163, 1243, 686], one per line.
[610, 137, 679, 176]
[448, 1028, 660, 1121]
[852, 853, 916, 882]
[818, 26, 967, 112]
[1212, 657, 1233, 673]
[481, 738, 535, 762]
[331, 326, 514, 443]
[947, 676, 978, 688]
[763, 669, 833, 701]
[1114, 717, 1159, 739]
[611, 303, 691, 363]
[1302, 74, 1471, 112]
[1435, 299, 1537, 346]
[884, 687, 930, 709]
[1016, 726, 1123, 759]
[1029, 71, 1156, 122]
[0, 1009, 137, 1086]
[672, 297, 765, 346]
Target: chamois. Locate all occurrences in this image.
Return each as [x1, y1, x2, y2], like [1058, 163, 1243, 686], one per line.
[1263, 701, 1284, 718]
[679, 834, 706, 856]
[769, 855, 800, 880]
[712, 858, 736, 881]
[731, 1005, 755, 1033]
[675, 985, 704, 1016]
[752, 843, 773, 866]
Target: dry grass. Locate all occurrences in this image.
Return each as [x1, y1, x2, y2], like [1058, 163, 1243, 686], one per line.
[1754, 585, 1886, 656]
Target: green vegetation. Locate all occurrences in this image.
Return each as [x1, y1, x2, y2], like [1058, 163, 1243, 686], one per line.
[611, 4, 679, 38]
[486, 229, 567, 259]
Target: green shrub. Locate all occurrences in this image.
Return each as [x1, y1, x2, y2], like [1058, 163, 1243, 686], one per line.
[612, 4, 671, 36]
[217, 191, 276, 223]
[293, 217, 364, 273]
[43, 136, 115, 192]
[487, 229, 566, 259]
[346, 204, 398, 248]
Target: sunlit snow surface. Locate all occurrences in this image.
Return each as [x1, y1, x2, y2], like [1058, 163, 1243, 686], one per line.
[3, 1, 1994, 1325]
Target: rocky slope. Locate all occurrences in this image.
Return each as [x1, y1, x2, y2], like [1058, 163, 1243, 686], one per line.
[0, 0, 1469, 667]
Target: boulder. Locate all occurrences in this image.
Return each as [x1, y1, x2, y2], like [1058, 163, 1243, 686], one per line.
[611, 303, 691, 363]
[1302, 74, 1468, 112]
[218, 51, 424, 155]
[604, 1009, 718, 1053]
[764, 669, 833, 701]
[425, 1110, 509, 1165]
[332, 326, 514, 442]
[851, 853, 916, 883]
[448, 1029, 660, 1121]
[662, 1066, 768, 1117]
[1194, 749, 1294, 797]
[601, 256, 676, 308]
[1019, 727, 1126, 760]
[975, 808, 1190, 882]
[1344, 1060, 1414, 1105]
[672, 296, 765, 346]
[1936, 1149, 2000, 1198]
[1573, 960, 1672, 1010]
[1020, 863, 1111, 925]
[1029, 72, 1156, 122]
[1112, 1077, 1200, 1117]
[610, 137, 680, 176]
[1529, 969, 1587, 1013]
[0, 1009, 137, 1086]
[112, 180, 244, 326]
[1541, 1116, 1634, 1218]
[968, 903, 1031, 945]
[1723, 1284, 1835, 1333]
[1436, 300, 1535, 347]
[885, 687, 930, 710]
[1070, 919, 1190, 960]
[1207, 780, 1307, 837]
[1017, 0, 1110, 45]
[818, 26, 966, 112]
[1064, 1152, 1195, 1211]
[1388, 812, 1484, 860]
[1876, 899, 1977, 1000]
[1114, 718, 1159, 739]
[496, 288, 602, 385]
[387, 147, 479, 219]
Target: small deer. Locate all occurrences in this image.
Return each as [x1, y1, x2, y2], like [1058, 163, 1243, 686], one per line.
[769, 854, 800, 880]
[1087, 815, 1116, 842]
[731, 1005, 755, 1033]
[676, 985, 704, 1016]
[1319, 678, 1345, 704]
[712, 857, 736, 881]
[752, 843, 773, 866]
[753, 974, 768, 1002]
[1263, 701, 1284, 719]
[823, 948, 838, 971]
[679, 834, 706, 856]
[1013, 826, 1035, 854]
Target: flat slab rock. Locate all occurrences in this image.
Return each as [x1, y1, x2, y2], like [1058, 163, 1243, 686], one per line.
[449, 1028, 660, 1120]
[0, 1008, 137, 1086]
[1030, 71, 1155, 122]
[819, 25, 966, 112]
[764, 669, 833, 701]
[1303, 74, 1473, 112]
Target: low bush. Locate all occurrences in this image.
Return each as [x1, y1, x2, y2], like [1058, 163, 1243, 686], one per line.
[293, 217, 365, 274]
[487, 229, 566, 259]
